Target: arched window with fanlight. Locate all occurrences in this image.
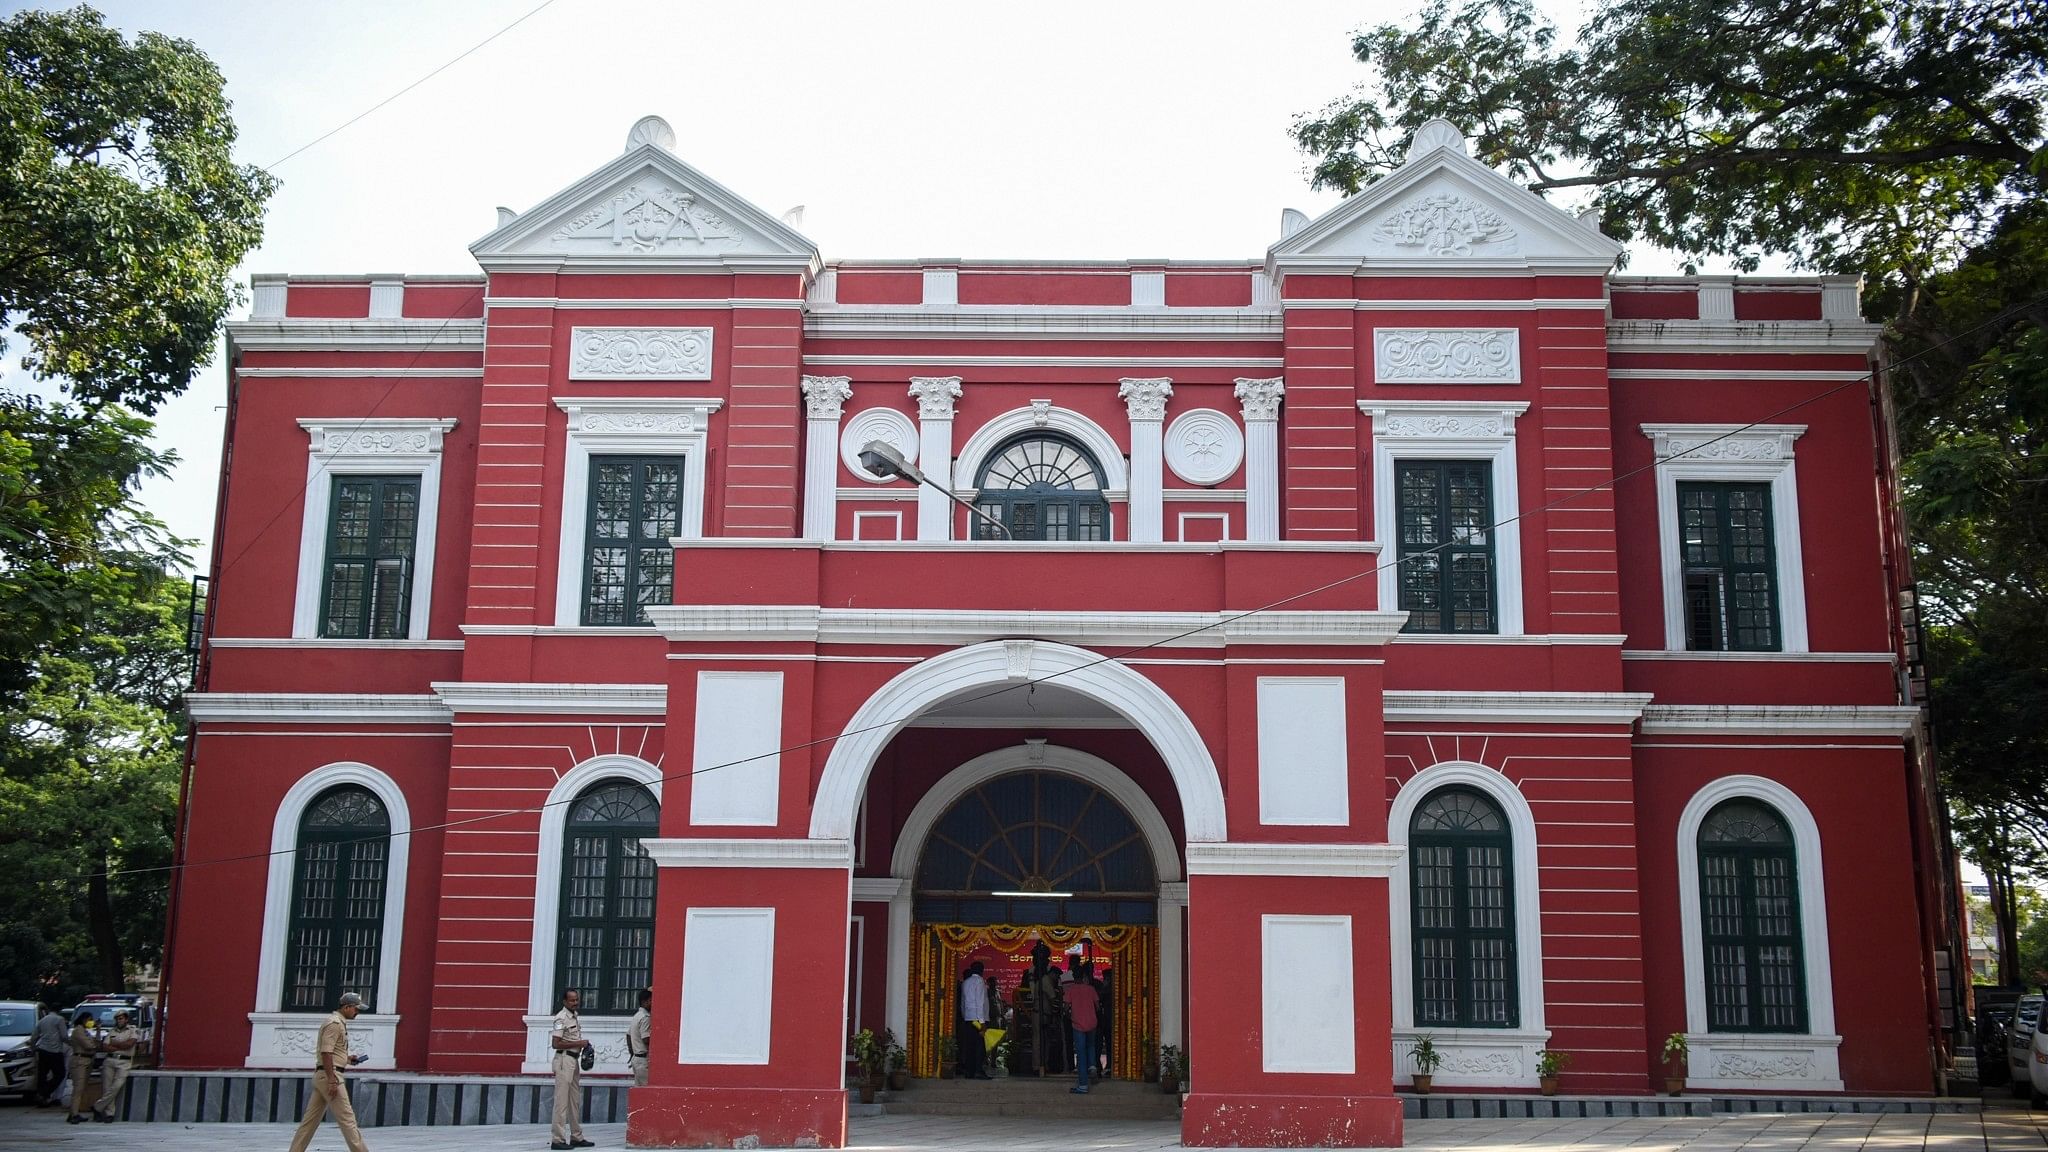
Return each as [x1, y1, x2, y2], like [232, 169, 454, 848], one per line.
[284, 785, 391, 1011]
[556, 781, 659, 1015]
[1410, 787, 1516, 1027]
[972, 433, 1111, 541]
[1697, 799, 1806, 1032]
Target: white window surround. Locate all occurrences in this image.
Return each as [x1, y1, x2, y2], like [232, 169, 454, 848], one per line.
[1360, 401, 1529, 636]
[1676, 774, 1841, 1092]
[247, 762, 411, 1070]
[1641, 424, 1809, 653]
[951, 403, 1131, 498]
[291, 418, 458, 640]
[552, 397, 721, 628]
[521, 754, 663, 1075]
[1386, 761, 1548, 1087]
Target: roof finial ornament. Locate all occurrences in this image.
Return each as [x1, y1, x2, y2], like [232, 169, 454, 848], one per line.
[626, 115, 676, 154]
[1408, 119, 1468, 159]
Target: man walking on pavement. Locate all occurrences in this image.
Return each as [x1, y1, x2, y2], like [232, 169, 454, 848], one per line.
[627, 989, 653, 1088]
[91, 1009, 140, 1122]
[285, 992, 370, 1152]
[64, 1010, 98, 1123]
[550, 988, 595, 1150]
[1061, 957, 1101, 1095]
[31, 1002, 65, 1106]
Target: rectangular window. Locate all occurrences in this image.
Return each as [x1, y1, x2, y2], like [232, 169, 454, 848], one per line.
[583, 457, 682, 626]
[1396, 461, 1495, 634]
[1679, 482, 1779, 651]
[320, 476, 420, 639]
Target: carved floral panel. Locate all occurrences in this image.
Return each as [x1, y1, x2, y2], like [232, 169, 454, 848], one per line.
[570, 327, 714, 380]
[1374, 328, 1521, 384]
[1165, 409, 1245, 485]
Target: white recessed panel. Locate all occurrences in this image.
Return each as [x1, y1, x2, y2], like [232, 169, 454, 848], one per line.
[1262, 915, 1355, 1074]
[1256, 677, 1350, 826]
[679, 908, 775, 1065]
[690, 671, 783, 826]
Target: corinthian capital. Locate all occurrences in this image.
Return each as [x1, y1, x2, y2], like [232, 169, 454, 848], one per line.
[1118, 377, 1174, 422]
[1234, 377, 1285, 422]
[908, 376, 963, 420]
[801, 375, 854, 420]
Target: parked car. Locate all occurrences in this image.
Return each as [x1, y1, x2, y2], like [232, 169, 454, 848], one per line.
[0, 1001, 40, 1099]
[2009, 993, 2043, 1097]
[76, 994, 155, 1058]
[2029, 1010, 2048, 1108]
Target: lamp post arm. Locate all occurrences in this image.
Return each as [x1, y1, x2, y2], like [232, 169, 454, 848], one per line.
[919, 476, 1013, 540]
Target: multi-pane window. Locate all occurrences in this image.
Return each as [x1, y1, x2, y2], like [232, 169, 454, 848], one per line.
[971, 434, 1110, 541]
[1679, 482, 1779, 651]
[557, 781, 659, 1015]
[1411, 788, 1516, 1027]
[1396, 462, 1495, 634]
[1698, 799, 1806, 1032]
[284, 786, 390, 1011]
[320, 476, 420, 639]
[583, 457, 682, 626]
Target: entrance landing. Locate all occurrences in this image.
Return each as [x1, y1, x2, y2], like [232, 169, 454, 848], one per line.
[883, 1075, 1182, 1121]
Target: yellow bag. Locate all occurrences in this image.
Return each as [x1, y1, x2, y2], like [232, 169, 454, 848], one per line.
[982, 1027, 1006, 1053]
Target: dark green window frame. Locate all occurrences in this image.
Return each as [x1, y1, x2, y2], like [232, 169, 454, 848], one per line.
[1396, 461, 1496, 634]
[556, 781, 659, 1016]
[971, 433, 1111, 541]
[319, 475, 420, 639]
[582, 456, 682, 626]
[1410, 788, 1518, 1028]
[1698, 800, 1807, 1033]
[1679, 481, 1779, 651]
[284, 785, 390, 1012]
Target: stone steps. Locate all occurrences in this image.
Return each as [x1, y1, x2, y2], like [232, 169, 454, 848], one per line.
[880, 1075, 1182, 1121]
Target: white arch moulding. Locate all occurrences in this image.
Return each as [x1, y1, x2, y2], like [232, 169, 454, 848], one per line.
[1385, 760, 1549, 1088]
[247, 761, 413, 1069]
[520, 754, 664, 1074]
[952, 404, 1131, 496]
[1676, 774, 1841, 1092]
[876, 744, 1189, 1047]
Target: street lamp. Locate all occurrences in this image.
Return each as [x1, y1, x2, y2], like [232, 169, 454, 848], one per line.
[858, 440, 1013, 539]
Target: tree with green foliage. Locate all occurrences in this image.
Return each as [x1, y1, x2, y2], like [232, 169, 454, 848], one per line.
[1296, 0, 2047, 975]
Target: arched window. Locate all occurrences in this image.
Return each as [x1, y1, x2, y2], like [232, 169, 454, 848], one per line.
[557, 780, 659, 1015]
[1410, 788, 1516, 1027]
[914, 770, 1156, 925]
[1698, 799, 1806, 1032]
[285, 785, 391, 1011]
[972, 434, 1111, 541]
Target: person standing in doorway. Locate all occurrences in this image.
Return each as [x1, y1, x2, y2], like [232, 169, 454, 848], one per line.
[958, 961, 991, 1080]
[627, 989, 653, 1088]
[91, 1010, 140, 1122]
[284, 992, 370, 1152]
[549, 988, 595, 1150]
[31, 1003, 65, 1106]
[1089, 966, 1112, 1081]
[1061, 958, 1100, 1095]
[64, 1010, 98, 1124]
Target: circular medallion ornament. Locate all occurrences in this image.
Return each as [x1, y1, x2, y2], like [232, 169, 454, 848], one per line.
[1164, 409, 1245, 486]
[840, 407, 920, 483]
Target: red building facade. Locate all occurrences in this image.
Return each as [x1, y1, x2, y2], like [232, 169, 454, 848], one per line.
[168, 116, 1947, 1147]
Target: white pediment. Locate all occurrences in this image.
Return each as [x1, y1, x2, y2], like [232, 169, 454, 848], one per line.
[1269, 120, 1621, 275]
[472, 118, 819, 272]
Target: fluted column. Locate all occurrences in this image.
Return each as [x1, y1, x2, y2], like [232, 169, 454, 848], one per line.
[1119, 377, 1173, 542]
[800, 375, 852, 540]
[1235, 376, 1285, 542]
[909, 376, 962, 540]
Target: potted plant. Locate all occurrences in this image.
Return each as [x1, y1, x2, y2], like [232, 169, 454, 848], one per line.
[1159, 1043, 1186, 1094]
[851, 1028, 887, 1103]
[888, 1042, 910, 1091]
[1408, 1034, 1442, 1094]
[1661, 1033, 1688, 1096]
[1536, 1048, 1570, 1096]
[938, 1033, 957, 1080]
[1141, 1032, 1160, 1083]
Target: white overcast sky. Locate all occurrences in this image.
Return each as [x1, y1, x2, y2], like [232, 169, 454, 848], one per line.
[35, 0, 1758, 569]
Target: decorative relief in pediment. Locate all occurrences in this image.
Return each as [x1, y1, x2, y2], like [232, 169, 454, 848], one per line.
[547, 179, 745, 255]
[1370, 192, 1518, 257]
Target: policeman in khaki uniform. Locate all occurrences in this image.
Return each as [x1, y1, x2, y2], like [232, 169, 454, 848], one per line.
[286, 992, 370, 1152]
[627, 989, 653, 1088]
[90, 1010, 140, 1122]
[550, 988, 595, 1150]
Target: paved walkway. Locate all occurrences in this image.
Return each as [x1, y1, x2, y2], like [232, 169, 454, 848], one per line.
[2, 1100, 2044, 1150]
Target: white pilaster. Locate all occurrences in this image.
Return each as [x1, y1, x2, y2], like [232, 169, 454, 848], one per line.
[886, 889, 913, 1045]
[801, 375, 852, 540]
[1235, 377, 1284, 542]
[1119, 377, 1173, 543]
[1160, 882, 1187, 1048]
[909, 377, 962, 540]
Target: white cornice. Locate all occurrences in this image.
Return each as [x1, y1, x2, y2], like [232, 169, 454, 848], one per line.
[487, 296, 802, 310]
[642, 606, 1410, 648]
[1621, 649, 1894, 663]
[237, 367, 483, 378]
[227, 318, 485, 351]
[429, 681, 667, 715]
[1383, 690, 1654, 725]
[186, 693, 452, 725]
[643, 838, 853, 869]
[1607, 320, 1881, 354]
[1282, 297, 1605, 311]
[803, 308, 1280, 340]
[669, 538, 1382, 554]
[209, 637, 466, 651]
[1186, 842, 1405, 878]
[850, 877, 907, 901]
[1639, 704, 1920, 736]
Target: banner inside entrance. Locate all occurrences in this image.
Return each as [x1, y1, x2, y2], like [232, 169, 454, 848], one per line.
[910, 923, 1156, 1080]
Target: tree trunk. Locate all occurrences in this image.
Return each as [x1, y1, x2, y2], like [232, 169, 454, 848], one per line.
[88, 848, 125, 992]
[1990, 850, 2022, 984]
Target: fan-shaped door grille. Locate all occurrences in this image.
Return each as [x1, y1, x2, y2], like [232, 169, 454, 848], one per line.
[914, 771, 1157, 926]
